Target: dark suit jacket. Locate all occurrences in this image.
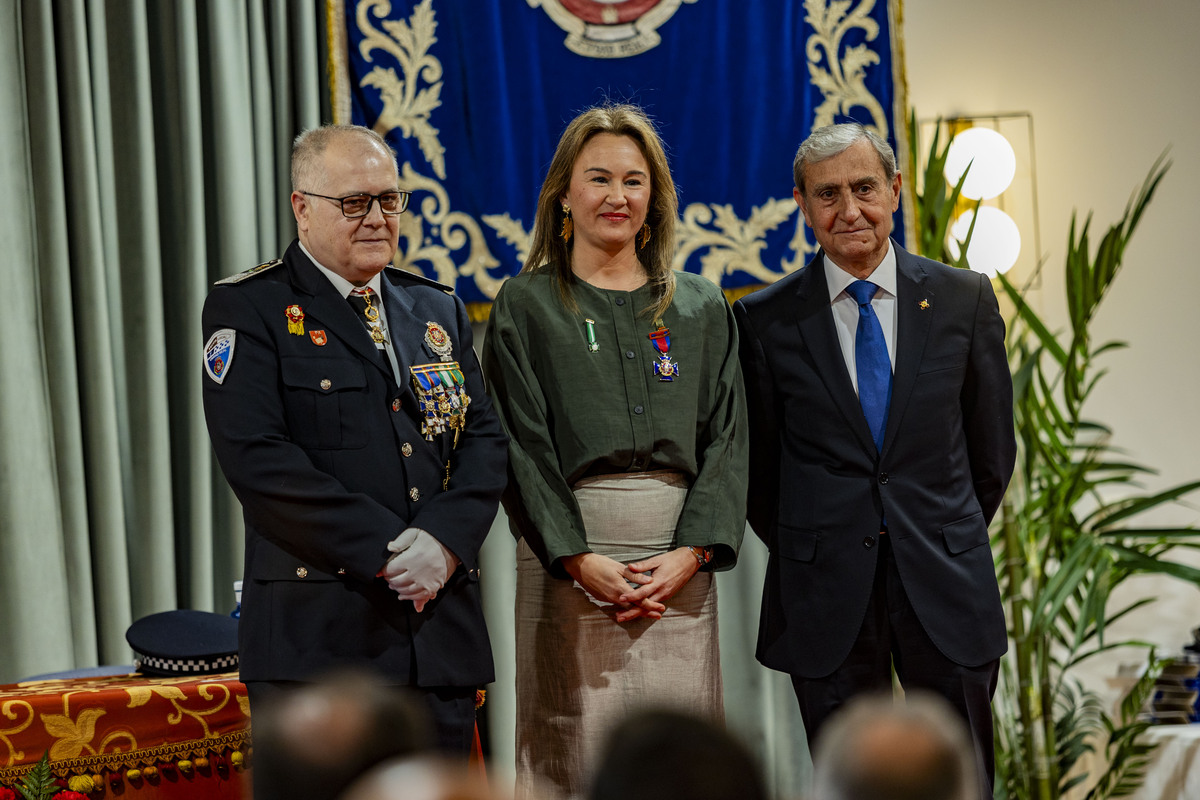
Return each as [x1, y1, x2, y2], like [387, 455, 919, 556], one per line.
[202, 240, 507, 687]
[733, 241, 1015, 679]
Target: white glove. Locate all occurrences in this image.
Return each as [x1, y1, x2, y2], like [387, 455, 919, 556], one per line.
[386, 527, 420, 557]
[380, 528, 460, 612]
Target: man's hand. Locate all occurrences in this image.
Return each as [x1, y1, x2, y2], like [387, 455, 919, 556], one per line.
[378, 528, 459, 612]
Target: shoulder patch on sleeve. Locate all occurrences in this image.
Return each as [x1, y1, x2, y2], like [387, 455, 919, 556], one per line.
[385, 264, 454, 294]
[204, 329, 236, 384]
[214, 259, 283, 286]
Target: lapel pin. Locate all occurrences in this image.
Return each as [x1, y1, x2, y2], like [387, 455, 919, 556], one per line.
[919, 299, 930, 310]
[309, 330, 327, 346]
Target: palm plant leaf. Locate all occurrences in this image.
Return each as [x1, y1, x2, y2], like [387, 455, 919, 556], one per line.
[912, 112, 1183, 800]
[1086, 481, 1200, 528]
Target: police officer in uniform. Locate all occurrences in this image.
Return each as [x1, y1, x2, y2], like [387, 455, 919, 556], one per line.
[201, 125, 506, 780]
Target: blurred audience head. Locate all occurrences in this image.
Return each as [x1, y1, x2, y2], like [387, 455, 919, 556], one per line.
[338, 755, 497, 800]
[251, 669, 434, 800]
[586, 708, 767, 800]
[810, 691, 978, 800]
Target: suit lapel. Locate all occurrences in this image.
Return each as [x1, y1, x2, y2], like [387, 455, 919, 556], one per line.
[380, 275, 420, 372]
[795, 254, 878, 455]
[881, 243, 934, 456]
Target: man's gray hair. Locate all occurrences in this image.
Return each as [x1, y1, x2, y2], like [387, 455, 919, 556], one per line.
[811, 691, 979, 800]
[291, 125, 397, 192]
[793, 122, 897, 194]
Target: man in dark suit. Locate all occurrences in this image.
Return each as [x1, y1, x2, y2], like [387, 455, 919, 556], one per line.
[201, 125, 507, 780]
[733, 123, 1015, 794]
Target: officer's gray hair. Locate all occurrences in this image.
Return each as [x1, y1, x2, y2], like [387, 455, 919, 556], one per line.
[291, 125, 398, 192]
[793, 123, 897, 195]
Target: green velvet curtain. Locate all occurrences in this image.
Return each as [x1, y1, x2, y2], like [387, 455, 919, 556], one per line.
[0, 1, 809, 793]
[0, 0, 323, 681]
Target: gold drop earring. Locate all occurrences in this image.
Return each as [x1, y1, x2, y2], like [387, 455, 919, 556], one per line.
[560, 204, 573, 243]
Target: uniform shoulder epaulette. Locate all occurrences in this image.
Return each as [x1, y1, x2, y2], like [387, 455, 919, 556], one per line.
[385, 264, 454, 294]
[214, 258, 284, 286]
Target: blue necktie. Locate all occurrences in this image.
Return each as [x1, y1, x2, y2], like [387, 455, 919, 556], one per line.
[846, 280, 892, 451]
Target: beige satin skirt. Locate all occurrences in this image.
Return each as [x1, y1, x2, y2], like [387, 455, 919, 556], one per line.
[514, 470, 723, 800]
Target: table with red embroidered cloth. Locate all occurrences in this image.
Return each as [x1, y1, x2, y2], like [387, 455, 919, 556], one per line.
[0, 671, 249, 798]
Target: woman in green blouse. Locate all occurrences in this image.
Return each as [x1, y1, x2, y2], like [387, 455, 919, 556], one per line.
[481, 103, 748, 800]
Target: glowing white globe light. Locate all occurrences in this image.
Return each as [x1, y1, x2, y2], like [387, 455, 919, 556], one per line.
[944, 127, 1017, 201]
[947, 207, 1021, 278]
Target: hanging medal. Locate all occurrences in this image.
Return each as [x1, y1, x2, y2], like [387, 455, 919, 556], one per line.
[648, 323, 679, 381]
[285, 305, 305, 336]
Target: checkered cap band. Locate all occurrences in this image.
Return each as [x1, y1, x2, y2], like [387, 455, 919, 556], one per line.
[136, 653, 239, 675]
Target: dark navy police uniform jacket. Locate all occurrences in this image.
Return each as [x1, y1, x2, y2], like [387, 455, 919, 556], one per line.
[202, 240, 507, 689]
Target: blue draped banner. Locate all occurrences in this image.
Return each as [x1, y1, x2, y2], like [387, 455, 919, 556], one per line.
[331, 0, 906, 307]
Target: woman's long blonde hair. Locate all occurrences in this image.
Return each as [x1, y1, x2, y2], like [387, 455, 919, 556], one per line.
[523, 103, 677, 319]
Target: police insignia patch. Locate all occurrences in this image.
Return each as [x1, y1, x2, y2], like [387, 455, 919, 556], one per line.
[204, 329, 236, 384]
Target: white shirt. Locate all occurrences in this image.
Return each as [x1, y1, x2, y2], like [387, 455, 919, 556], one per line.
[300, 242, 403, 386]
[822, 243, 898, 397]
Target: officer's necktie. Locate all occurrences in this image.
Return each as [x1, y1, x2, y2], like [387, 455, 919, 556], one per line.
[347, 288, 403, 386]
[347, 288, 386, 345]
[846, 280, 892, 451]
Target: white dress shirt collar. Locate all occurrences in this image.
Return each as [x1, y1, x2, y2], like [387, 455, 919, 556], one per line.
[298, 240, 384, 300]
[822, 240, 898, 303]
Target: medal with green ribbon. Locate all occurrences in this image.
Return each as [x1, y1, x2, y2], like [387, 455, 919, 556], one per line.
[584, 318, 599, 353]
[648, 323, 678, 381]
[410, 362, 470, 446]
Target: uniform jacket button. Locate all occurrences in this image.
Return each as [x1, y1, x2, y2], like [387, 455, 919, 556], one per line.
[320, 379, 332, 391]
[862, 537, 875, 549]
[296, 566, 309, 578]
[409, 487, 420, 501]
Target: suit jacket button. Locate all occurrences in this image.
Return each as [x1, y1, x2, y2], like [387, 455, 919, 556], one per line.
[878, 472, 889, 484]
[863, 537, 875, 549]
[392, 398, 402, 412]
[409, 487, 420, 501]
[296, 566, 309, 578]
[469, 568, 480, 578]
[402, 443, 413, 457]
[337, 568, 346, 575]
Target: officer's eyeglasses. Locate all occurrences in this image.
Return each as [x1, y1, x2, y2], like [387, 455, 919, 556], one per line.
[302, 190, 411, 218]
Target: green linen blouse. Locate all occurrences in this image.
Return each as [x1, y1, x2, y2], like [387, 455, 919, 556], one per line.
[481, 268, 748, 577]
